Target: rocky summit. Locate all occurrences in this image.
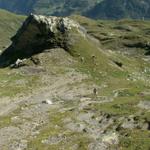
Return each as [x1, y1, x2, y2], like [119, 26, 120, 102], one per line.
[0, 14, 86, 65]
[11, 14, 84, 55]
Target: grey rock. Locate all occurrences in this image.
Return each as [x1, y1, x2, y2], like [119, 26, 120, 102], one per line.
[41, 134, 65, 145]
[88, 132, 118, 150]
[137, 101, 150, 110]
[101, 132, 119, 145]
[42, 99, 53, 105]
[88, 142, 107, 150]
[121, 118, 136, 129]
[121, 115, 149, 130]
[65, 122, 86, 132]
[10, 140, 27, 150]
[10, 59, 26, 68]
[11, 116, 22, 124]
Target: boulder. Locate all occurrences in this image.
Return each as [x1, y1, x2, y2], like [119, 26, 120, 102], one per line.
[10, 58, 26, 68]
[0, 14, 86, 66]
[10, 14, 85, 56]
[42, 99, 53, 105]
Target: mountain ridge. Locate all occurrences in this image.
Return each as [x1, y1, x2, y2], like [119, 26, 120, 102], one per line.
[85, 0, 150, 19]
[0, 0, 150, 19]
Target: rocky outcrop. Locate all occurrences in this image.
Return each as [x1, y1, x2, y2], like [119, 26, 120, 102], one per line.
[0, 14, 86, 66]
[11, 14, 85, 54]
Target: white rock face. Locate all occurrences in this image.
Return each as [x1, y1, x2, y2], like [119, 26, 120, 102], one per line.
[37, 15, 84, 33]
[33, 14, 81, 32]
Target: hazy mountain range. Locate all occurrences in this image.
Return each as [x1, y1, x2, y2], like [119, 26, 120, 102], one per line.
[0, 0, 150, 19]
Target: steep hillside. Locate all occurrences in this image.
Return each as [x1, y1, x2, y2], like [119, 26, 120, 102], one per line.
[0, 9, 25, 51]
[0, 12, 150, 150]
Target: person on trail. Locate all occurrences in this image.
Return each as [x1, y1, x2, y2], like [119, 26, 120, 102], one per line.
[93, 88, 97, 95]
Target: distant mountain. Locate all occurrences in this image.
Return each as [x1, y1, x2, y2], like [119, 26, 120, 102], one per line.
[85, 0, 150, 19]
[0, 0, 150, 19]
[33, 0, 100, 16]
[0, 0, 35, 14]
[0, 0, 100, 16]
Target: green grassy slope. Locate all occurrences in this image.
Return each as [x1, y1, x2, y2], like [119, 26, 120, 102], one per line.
[0, 9, 25, 51]
[26, 16, 150, 149]
[69, 16, 150, 150]
[71, 15, 150, 55]
[0, 11, 149, 149]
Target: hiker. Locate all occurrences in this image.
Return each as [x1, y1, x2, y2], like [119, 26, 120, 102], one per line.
[93, 88, 97, 95]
